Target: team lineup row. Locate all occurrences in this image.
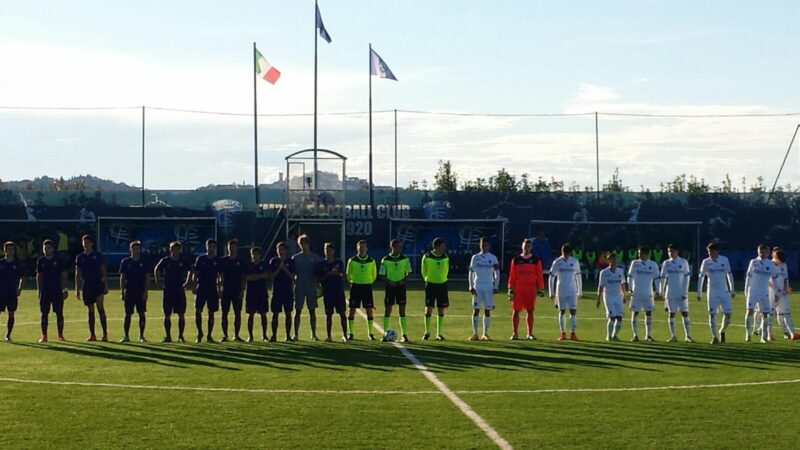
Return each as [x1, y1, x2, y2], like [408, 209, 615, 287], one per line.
[0, 235, 797, 346]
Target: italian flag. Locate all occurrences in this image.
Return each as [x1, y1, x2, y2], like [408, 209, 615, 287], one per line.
[255, 48, 281, 84]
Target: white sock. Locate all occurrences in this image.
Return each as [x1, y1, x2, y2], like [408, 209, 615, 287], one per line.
[472, 316, 479, 334]
[614, 318, 623, 337]
[483, 316, 491, 335]
[607, 319, 614, 339]
[668, 318, 676, 338]
[570, 315, 577, 332]
[709, 314, 718, 338]
[784, 313, 796, 334]
[745, 313, 754, 337]
[682, 316, 691, 338]
[721, 314, 731, 332]
[645, 315, 653, 337]
[631, 314, 639, 337]
[559, 313, 566, 332]
[762, 315, 771, 340]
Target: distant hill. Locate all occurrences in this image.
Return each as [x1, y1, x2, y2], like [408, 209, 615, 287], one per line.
[0, 175, 137, 191]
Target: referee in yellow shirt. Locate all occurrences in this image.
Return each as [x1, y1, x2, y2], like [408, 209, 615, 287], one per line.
[379, 239, 412, 342]
[346, 240, 377, 341]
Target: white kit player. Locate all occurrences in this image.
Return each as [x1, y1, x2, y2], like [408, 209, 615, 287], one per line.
[597, 252, 627, 341]
[549, 243, 582, 341]
[769, 248, 798, 341]
[744, 244, 778, 343]
[627, 246, 660, 342]
[468, 237, 500, 341]
[697, 242, 735, 344]
[660, 244, 693, 343]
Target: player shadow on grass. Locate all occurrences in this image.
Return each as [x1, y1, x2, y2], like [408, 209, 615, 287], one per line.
[497, 340, 800, 371]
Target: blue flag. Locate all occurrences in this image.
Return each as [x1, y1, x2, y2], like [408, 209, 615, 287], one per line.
[316, 4, 332, 43]
[370, 48, 397, 81]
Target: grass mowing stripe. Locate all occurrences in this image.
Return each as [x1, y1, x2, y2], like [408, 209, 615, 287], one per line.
[359, 310, 514, 450]
[0, 377, 440, 395]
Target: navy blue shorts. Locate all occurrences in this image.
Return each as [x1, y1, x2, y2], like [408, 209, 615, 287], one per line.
[194, 293, 219, 313]
[82, 285, 104, 306]
[221, 293, 243, 313]
[270, 294, 293, 314]
[163, 291, 187, 315]
[123, 292, 147, 315]
[245, 294, 268, 315]
[323, 293, 346, 315]
[40, 294, 64, 315]
[0, 295, 18, 313]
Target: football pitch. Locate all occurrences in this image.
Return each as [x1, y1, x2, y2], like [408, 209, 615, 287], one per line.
[2, 282, 799, 449]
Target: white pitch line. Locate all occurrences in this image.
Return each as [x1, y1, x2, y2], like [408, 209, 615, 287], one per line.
[0, 377, 439, 395]
[359, 310, 513, 450]
[3, 376, 800, 397]
[456, 378, 800, 394]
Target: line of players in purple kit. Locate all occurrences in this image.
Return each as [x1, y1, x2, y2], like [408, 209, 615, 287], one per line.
[0, 233, 352, 344]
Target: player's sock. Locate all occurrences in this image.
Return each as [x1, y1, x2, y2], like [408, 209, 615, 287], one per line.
[569, 315, 577, 332]
[644, 315, 652, 337]
[613, 318, 623, 337]
[472, 315, 480, 334]
[7, 315, 14, 337]
[784, 313, 796, 333]
[347, 318, 355, 335]
[721, 314, 731, 332]
[383, 316, 390, 333]
[424, 315, 431, 334]
[437, 315, 444, 336]
[512, 310, 520, 335]
[682, 316, 691, 337]
[606, 319, 614, 339]
[709, 314, 717, 338]
[631, 315, 639, 337]
[99, 311, 108, 335]
[399, 316, 407, 335]
[668, 318, 676, 338]
[526, 312, 534, 335]
[558, 313, 566, 333]
[762, 315, 771, 340]
[745, 313, 754, 337]
[88, 310, 96, 336]
[367, 318, 374, 336]
[483, 316, 491, 335]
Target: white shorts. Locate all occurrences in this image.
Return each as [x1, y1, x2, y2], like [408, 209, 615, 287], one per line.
[604, 297, 624, 318]
[666, 296, 689, 313]
[707, 292, 732, 315]
[556, 295, 577, 310]
[747, 293, 771, 314]
[771, 293, 791, 315]
[630, 295, 654, 312]
[471, 286, 495, 310]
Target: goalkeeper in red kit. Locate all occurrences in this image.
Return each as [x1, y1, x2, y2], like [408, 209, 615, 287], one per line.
[507, 238, 544, 340]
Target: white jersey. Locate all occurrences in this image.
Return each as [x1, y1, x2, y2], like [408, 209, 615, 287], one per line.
[769, 262, 789, 298]
[697, 255, 734, 296]
[627, 259, 660, 297]
[548, 256, 582, 297]
[598, 267, 626, 300]
[468, 252, 500, 289]
[660, 257, 691, 299]
[745, 257, 777, 299]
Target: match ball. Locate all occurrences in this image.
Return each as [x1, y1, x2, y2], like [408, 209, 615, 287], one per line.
[384, 330, 397, 342]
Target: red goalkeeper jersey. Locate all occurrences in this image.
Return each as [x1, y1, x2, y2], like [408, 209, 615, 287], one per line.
[508, 254, 544, 290]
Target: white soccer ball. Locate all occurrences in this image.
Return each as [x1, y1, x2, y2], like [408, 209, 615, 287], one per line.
[385, 330, 397, 342]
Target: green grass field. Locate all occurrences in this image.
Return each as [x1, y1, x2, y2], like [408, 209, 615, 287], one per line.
[2, 281, 799, 449]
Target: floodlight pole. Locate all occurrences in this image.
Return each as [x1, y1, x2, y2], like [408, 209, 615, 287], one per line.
[141, 105, 145, 207]
[595, 111, 600, 200]
[767, 123, 800, 204]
